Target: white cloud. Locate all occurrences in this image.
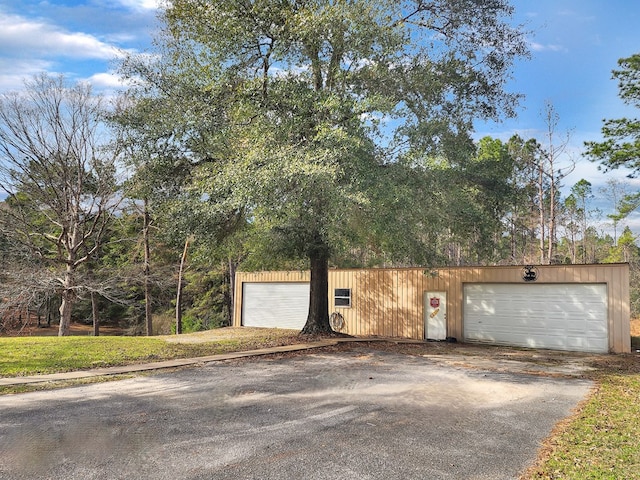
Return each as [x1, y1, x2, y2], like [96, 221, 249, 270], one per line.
[85, 72, 129, 89]
[556, 9, 576, 17]
[529, 41, 567, 53]
[0, 58, 58, 92]
[114, 0, 163, 11]
[0, 13, 125, 61]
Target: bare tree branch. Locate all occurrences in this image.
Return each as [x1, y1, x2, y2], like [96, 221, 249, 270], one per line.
[0, 74, 122, 335]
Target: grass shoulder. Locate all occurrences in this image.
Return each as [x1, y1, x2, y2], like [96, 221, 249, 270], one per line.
[523, 347, 640, 480]
[0, 328, 301, 378]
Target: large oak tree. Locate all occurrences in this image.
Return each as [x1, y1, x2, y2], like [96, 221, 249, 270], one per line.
[122, 0, 528, 334]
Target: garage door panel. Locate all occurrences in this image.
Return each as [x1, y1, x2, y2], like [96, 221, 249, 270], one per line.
[566, 337, 597, 350]
[242, 283, 309, 330]
[464, 283, 608, 353]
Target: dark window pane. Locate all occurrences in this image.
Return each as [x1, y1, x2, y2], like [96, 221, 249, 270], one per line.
[335, 297, 351, 307]
[335, 288, 351, 298]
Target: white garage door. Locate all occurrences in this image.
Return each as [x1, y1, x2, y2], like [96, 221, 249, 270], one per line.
[242, 283, 309, 330]
[464, 283, 608, 353]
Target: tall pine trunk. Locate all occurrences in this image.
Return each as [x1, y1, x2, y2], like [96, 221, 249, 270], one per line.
[143, 199, 153, 336]
[537, 164, 546, 265]
[547, 176, 557, 264]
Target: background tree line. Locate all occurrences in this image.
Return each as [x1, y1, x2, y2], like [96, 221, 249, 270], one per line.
[1, 1, 639, 335]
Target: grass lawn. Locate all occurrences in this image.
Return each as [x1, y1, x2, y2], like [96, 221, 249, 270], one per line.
[0, 328, 301, 377]
[525, 372, 640, 480]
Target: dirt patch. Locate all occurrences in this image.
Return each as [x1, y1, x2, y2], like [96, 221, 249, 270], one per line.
[211, 335, 631, 379]
[160, 327, 299, 343]
[368, 341, 640, 377]
[338, 342, 601, 378]
[163, 328, 640, 379]
[631, 318, 640, 336]
[0, 318, 124, 337]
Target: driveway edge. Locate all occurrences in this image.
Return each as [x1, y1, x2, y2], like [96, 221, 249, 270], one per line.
[0, 339, 345, 386]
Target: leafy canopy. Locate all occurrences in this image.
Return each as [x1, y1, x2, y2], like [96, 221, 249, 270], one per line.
[133, 0, 528, 262]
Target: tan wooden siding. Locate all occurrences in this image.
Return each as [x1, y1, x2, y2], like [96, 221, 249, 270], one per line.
[233, 264, 631, 353]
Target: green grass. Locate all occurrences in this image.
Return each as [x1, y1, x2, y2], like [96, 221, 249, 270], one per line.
[526, 371, 640, 479]
[0, 334, 293, 377]
[0, 337, 165, 376]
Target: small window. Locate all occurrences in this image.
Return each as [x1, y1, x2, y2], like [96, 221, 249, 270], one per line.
[334, 288, 351, 308]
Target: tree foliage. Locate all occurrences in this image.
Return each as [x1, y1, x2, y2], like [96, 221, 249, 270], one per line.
[585, 53, 640, 172]
[119, 0, 529, 334]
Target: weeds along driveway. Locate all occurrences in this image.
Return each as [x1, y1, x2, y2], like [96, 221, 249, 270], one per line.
[0, 346, 592, 480]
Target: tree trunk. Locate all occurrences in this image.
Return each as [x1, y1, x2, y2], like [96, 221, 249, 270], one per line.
[143, 199, 153, 336]
[547, 176, 556, 263]
[175, 237, 190, 335]
[58, 266, 74, 336]
[538, 165, 546, 265]
[227, 257, 237, 327]
[301, 250, 332, 335]
[46, 296, 54, 327]
[91, 291, 99, 336]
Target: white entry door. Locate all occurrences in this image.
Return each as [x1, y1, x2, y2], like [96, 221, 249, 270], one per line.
[425, 291, 447, 340]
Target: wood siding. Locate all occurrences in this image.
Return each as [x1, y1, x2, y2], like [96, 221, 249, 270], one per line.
[233, 264, 631, 353]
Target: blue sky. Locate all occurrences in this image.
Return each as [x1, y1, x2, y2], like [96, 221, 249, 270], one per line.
[1, 0, 640, 232]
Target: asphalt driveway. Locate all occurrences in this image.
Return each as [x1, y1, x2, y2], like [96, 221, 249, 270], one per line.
[0, 347, 592, 480]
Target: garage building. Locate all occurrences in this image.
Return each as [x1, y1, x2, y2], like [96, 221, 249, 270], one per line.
[233, 264, 631, 353]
